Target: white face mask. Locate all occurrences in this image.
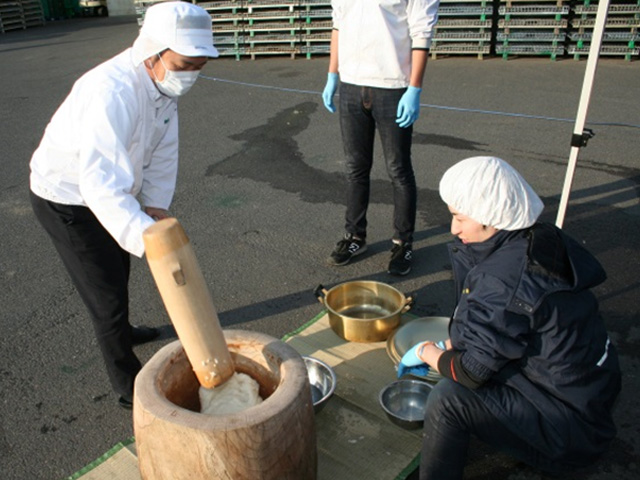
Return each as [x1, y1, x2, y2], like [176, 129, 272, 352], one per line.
[152, 54, 200, 97]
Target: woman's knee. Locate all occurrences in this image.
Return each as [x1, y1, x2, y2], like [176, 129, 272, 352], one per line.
[426, 379, 476, 423]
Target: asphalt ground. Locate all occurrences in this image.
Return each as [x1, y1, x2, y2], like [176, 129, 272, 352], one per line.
[0, 16, 638, 480]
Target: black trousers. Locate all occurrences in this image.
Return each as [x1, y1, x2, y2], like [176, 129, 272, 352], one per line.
[30, 191, 141, 401]
[421, 379, 576, 479]
[338, 82, 417, 244]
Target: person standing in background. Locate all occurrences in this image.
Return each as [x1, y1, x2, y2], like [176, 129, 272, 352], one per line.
[29, 2, 219, 409]
[322, 0, 440, 275]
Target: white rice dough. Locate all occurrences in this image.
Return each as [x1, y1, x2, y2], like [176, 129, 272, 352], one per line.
[199, 372, 263, 415]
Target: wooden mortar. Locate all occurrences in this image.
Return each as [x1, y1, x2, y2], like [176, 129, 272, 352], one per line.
[133, 330, 317, 480]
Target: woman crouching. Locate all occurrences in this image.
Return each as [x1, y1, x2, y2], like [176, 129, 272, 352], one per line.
[398, 156, 621, 479]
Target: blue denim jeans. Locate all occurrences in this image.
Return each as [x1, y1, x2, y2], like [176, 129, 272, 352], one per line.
[420, 379, 577, 479]
[338, 82, 417, 244]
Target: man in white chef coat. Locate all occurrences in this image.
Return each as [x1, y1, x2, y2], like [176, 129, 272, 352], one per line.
[29, 1, 218, 409]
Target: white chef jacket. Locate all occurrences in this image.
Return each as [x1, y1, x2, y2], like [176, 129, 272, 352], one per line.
[332, 0, 440, 89]
[30, 48, 179, 258]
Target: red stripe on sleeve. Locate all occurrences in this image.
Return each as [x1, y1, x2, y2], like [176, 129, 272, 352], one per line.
[450, 358, 458, 382]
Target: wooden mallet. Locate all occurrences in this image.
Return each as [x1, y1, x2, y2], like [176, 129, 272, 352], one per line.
[143, 218, 234, 388]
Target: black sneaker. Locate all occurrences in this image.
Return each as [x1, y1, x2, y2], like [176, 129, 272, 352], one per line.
[131, 325, 160, 345]
[118, 396, 133, 410]
[388, 242, 412, 276]
[328, 234, 367, 266]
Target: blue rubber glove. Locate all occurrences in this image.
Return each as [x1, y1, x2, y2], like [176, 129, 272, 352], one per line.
[396, 86, 422, 128]
[397, 342, 429, 378]
[435, 340, 447, 350]
[322, 72, 339, 113]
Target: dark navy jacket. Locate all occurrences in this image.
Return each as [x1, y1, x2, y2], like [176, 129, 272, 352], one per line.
[445, 223, 621, 465]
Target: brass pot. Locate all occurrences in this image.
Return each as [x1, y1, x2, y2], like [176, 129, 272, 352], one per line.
[315, 281, 413, 343]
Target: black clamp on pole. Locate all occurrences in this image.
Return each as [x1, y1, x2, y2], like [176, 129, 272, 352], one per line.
[570, 128, 595, 148]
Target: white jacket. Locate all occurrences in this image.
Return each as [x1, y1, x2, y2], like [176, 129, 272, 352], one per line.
[332, 0, 440, 88]
[30, 48, 178, 257]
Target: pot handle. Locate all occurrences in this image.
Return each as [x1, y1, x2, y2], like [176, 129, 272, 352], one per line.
[401, 294, 415, 313]
[314, 284, 328, 305]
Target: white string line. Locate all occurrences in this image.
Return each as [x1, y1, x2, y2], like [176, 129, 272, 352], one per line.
[198, 74, 640, 130]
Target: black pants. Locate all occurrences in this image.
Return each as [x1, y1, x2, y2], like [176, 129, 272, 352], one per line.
[421, 379, 576, 479]
[30, 191, 140, 401]
[338, 82, 417, 244]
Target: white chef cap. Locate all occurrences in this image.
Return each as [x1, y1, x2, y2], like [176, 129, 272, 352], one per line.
[439, 156, 544, 231]
[131, 1, 218, 66]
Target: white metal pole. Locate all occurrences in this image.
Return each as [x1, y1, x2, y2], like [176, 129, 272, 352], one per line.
[555, 0, 610, 228]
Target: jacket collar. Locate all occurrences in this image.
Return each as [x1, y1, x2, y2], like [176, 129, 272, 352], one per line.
[450, 229, 523, 266]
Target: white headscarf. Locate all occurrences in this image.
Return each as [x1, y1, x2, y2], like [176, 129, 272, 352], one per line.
[439, 156, 544, 231]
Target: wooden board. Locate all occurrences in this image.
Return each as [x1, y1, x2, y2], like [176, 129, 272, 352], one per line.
[285, 313, 422, 480]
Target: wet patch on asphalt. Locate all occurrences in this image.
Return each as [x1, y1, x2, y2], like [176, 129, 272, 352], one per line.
[205, 101, 450, 225]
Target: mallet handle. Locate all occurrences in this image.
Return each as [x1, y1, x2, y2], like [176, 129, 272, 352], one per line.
[143, 218, 234, 388]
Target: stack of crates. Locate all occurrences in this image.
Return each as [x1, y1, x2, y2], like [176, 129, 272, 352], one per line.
[568, 0, 639, 61]
[242, 0, 303, 59]
[496, 0, 570, 59]
[197, 0, 333, 60]
[133, 0, 639, 61]
[201, 1, 247, 59]
[298, 0, 332, 58]
[0, 0, 44, 33]
[431, 0, 494, 59]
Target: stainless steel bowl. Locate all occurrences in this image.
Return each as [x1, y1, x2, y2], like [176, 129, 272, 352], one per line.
[303, 356, 336, 413]
[386, 316, 449, 382]
[379, 379, 433, 429]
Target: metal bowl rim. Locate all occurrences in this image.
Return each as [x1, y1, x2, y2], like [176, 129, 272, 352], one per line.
[324, 280, 408, 320]
[378, 379, 433, 421]
[303, 355, 337, 405]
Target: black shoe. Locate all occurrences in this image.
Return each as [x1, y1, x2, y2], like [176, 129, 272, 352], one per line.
[388, 242, 412, 276]
[131, 325, 160, 345]
[328, 234, 367, 266]
[118, 396, 133, 410]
